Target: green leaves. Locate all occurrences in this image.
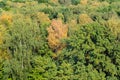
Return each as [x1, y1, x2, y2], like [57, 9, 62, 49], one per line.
[29, 56, 57, 80]
[71, 0, 80, 5]
[57, 22, 120, 79]
[0, 13, 52, 79]
[0, 0, 120, 80]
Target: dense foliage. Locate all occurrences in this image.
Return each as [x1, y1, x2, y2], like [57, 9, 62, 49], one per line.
[0, 0, 120, 80]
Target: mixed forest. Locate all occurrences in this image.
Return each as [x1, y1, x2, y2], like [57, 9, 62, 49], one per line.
[0, 0, 120, 80]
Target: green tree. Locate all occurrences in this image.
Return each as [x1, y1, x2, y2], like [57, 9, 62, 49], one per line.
[57, 23, 120, 79]
[71, 0, 80, 5]
[1, 13, 51, 79]
[28, 56, 57, 80]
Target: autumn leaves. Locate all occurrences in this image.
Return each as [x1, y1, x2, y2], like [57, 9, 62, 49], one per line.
[47, 19, 68, 52]
[47, 13, 93, 52]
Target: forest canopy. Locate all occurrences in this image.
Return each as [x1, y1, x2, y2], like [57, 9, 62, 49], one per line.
[0, 0, 120, 80]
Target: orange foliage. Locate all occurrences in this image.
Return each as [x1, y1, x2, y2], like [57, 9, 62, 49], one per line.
[0, 13, 13, 26]
[78, 14, 93, 25]
[47, 19, 68, 51]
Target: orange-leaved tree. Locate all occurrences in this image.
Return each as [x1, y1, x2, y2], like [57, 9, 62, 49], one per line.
[0, 12, 13, 26]
[47, 19, 68, 52]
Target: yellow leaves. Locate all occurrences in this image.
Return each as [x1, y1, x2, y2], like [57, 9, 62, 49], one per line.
[68, 19, 78, 31]
[47, 19, 68, 51]
[89, 1, 109, 8]
[25, 1, 38, 6]
[0, 12, 13, 26]
[57, 13, 64, 20]
[13, 13, 24, 20]
[106, 18, 120, 36]
[0, 25, 6, 45]
[0, 12, 11, 60]
[15, 3, 25, 8]
[36, 12, 51, 25]
[80, 0, 88, 5]
[100, 1, 109, 6]
[0, 25, 9, 60]
[52, 50, 61, 59]
[91, 1, 100, 7]
[78, 14, 93, 25]
[69, 19, 77, 26]
[6, 1, 13, 6]
[39, 3, 48, 9]
[50, 0, 58, 4]
[0, 50, 10, 60]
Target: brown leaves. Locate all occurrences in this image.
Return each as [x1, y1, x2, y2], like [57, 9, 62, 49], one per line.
[47, 19, 68, 51]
